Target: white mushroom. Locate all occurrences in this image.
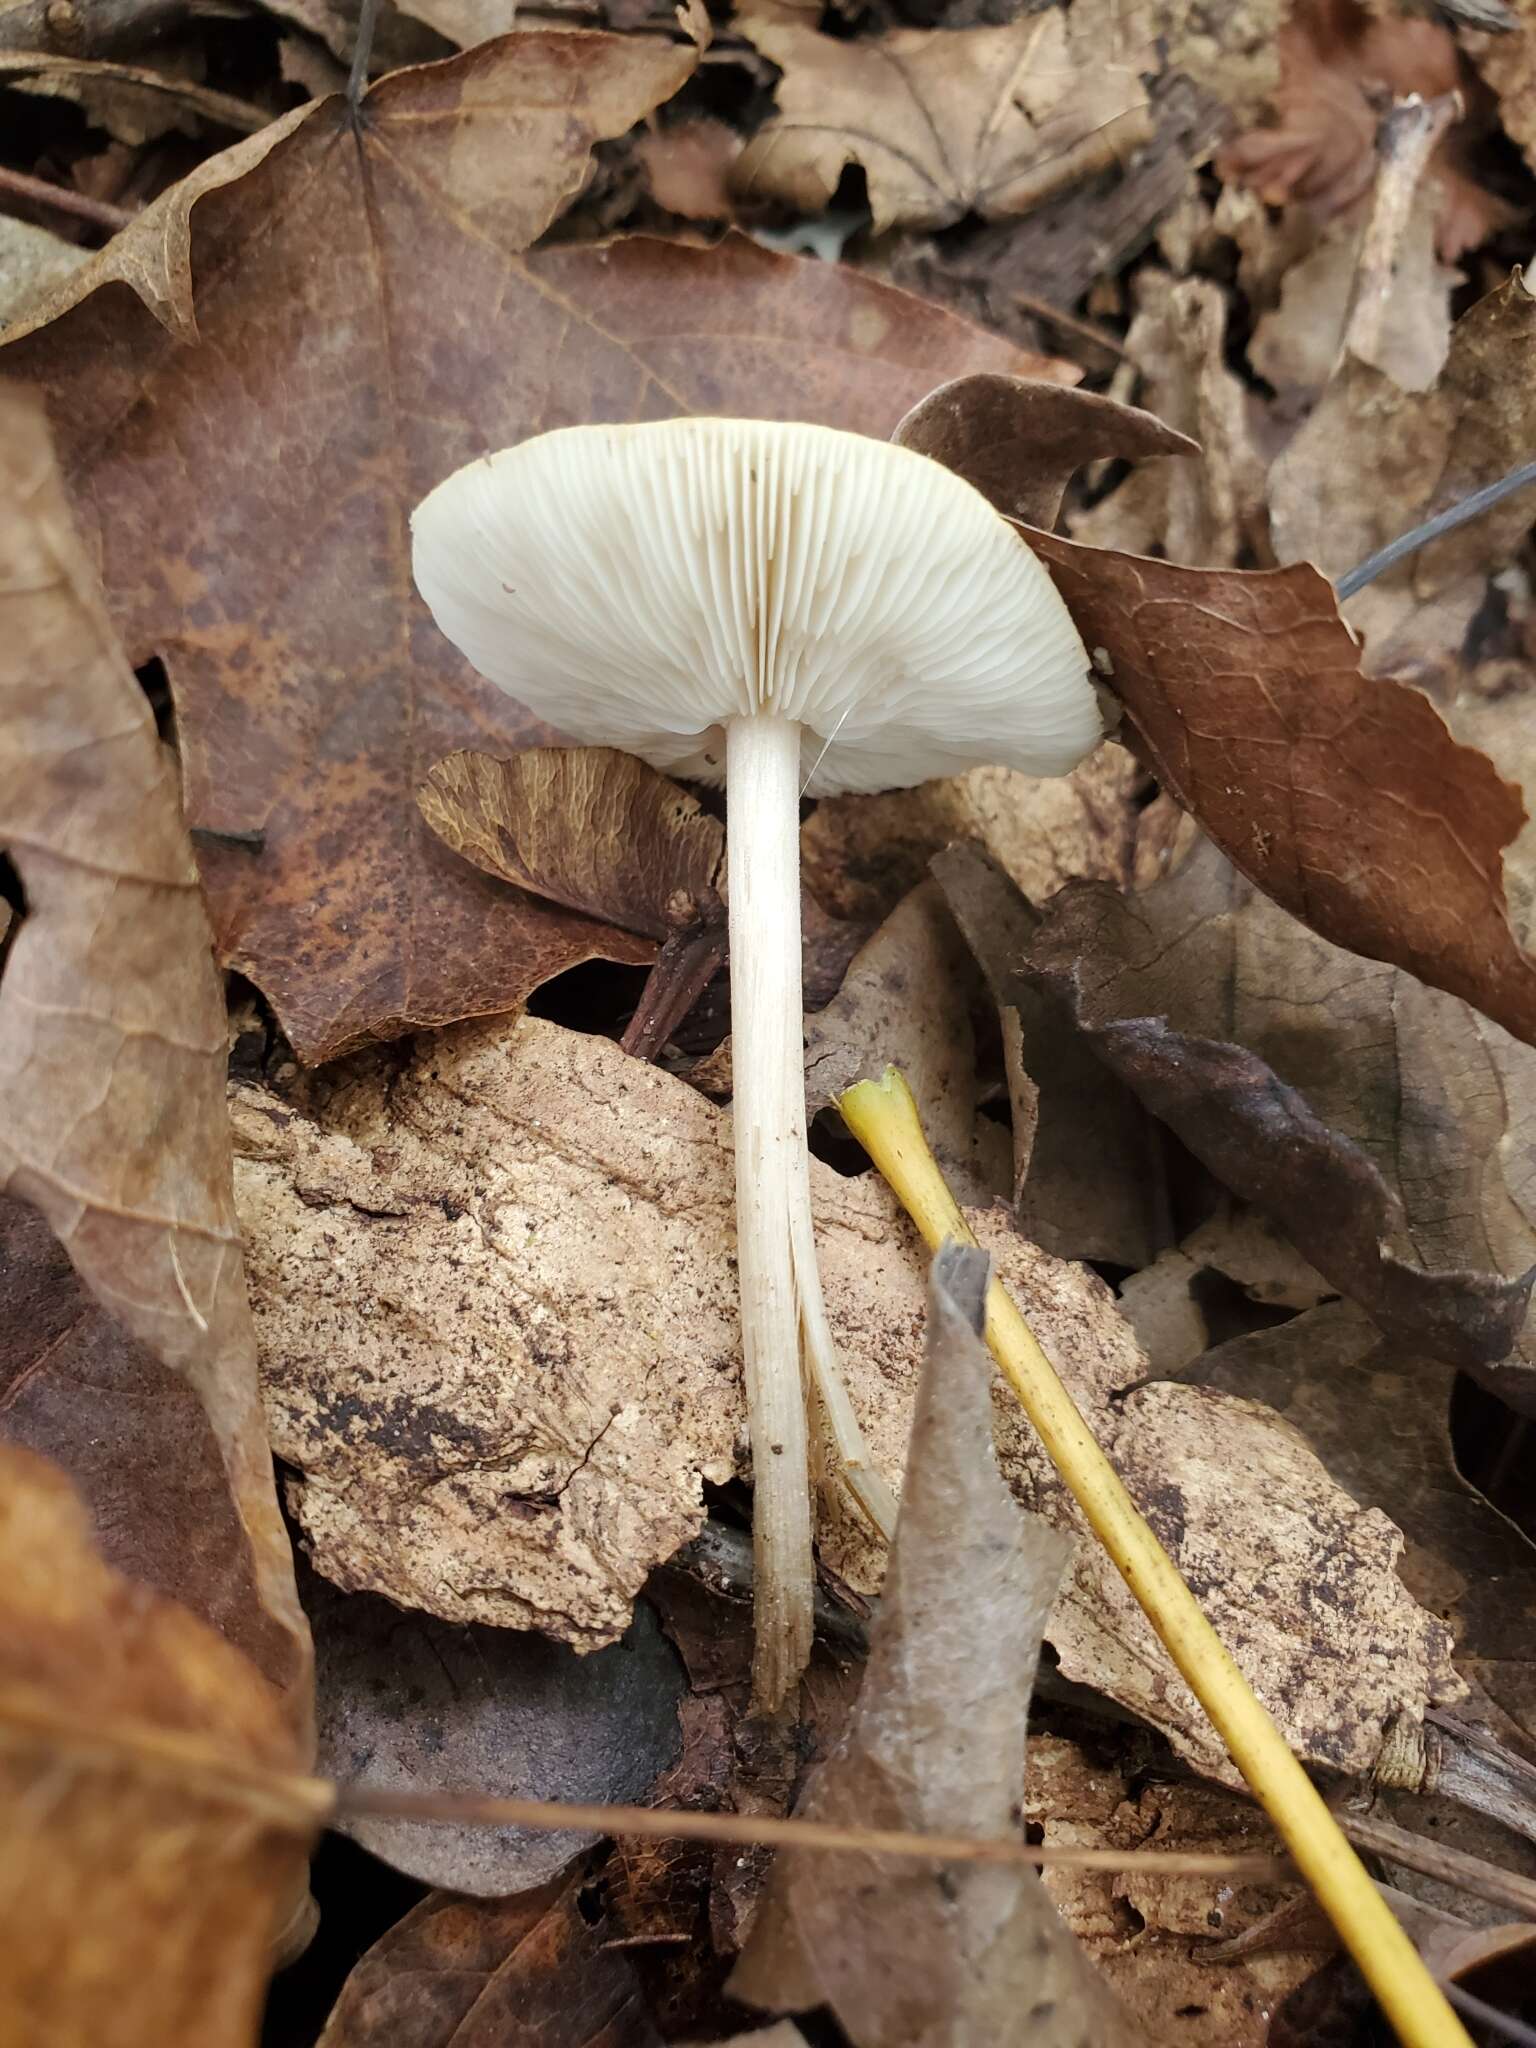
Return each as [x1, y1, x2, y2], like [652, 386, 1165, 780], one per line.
[412, 419, 1101, 1711]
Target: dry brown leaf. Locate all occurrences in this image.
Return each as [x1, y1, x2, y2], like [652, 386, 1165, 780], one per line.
[802, 744, 1153, 928]
[732, 0, 1153, 232]
[0, 387, 310, 1725]
[0, 34, 1060, 1063]
[1151, 0, 1284, 112]
[0, 215, 87, 332]
[1116, 1205, 1332, 1376]
[1071, 271, 1268, 567]
[0, 1442, 319, 2048]
[1023, 836, 1536, 1396]
[310, 1568, 684, 1895]
[1025, 1733, 1318, 2046]
[419, 747, 723, 942]
[1464, 1, 1536, 167]
[1024, 523, 1536, 1053]
[234, 1012, 1461, 1783]
[732, 1242, 1134, 2048]
[1270, 271, 1536, 666]
[1185, 1300, 1536, 1758]
[931, 840, 1169, 1269]
[317, 1873, 660, 2048]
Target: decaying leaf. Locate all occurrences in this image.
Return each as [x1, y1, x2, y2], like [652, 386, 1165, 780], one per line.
[732, 0, 1152, 233]
[1023, 836, 1536, 1396]
[931, 841, 1169, 1270]
[0, 1443, 320, 2048]
[1270, 271, 1536, 662]
[1465, 0, 1536, 168]
[317, 1873, 659, 2048]
[419, 747, 723, 940]
[801, 745, 1154, 928]
[0, 50, 268, 146]
[732, 1242, 1133, 2048]
[0, 33, 1049, 1063]
[1185, 1301, 1536, 1757]
[310, 1568, 684, 1895]
[0, 214, 87, 333]
[0, 387, 310, 1723]
[234, 1014, 1462, 1782]
[1025, 1733, 1317, 2046]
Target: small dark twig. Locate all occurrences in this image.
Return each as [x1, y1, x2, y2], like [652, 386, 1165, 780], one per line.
[621, 907, 726, 1061]
[1337, 459, 1536, 598]
[1444, 1981, 1536, 2048]
[347, 0, 381, 111]
[0, 163, 134, 234]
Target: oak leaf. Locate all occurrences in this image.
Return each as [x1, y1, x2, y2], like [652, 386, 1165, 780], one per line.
[0, 1443, 319, 2048]
[0, 32, 1050, 1061]
[233, 1012, 1461, 1783]
[0, 388, 310, 1725]
[732, 0, 1152, 232]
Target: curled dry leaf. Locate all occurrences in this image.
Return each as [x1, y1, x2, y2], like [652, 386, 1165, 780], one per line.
[1185, 1301, 1536, 1758]
[1023, 837, 1536, 1396]
[418, 747, 722, 941]
[0, 51, 269, 146]
[0, 32, 1053, 1063]
[0, 1443, 320, 2048]
[732, 0, 1152, 232]
[0, 388, 309, 1723]
[309, 1568, 684, 1896]
[234, 1014, 1461, 1782]
[732, 1242, 1134, 2048]
[1025, 1734, 1317, 2047]
[317, 1873, 660, 2048]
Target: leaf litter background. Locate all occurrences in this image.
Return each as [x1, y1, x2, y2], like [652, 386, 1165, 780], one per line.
[6, 0, 1536, 2041]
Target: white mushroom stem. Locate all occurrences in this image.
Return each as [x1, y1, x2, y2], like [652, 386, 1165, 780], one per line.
[727, 712, 816, 1710]
[726, 712, 899, 1712]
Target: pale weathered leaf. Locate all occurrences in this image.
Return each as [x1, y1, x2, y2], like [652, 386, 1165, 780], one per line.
[0, 386, 310, 1726]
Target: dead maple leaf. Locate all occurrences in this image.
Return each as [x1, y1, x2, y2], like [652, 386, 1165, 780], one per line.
[1025, 1733, 1317, 2046]
[0, 388, 310, 1727]
[1185, 1300, 1536, 1763]
[0, 1442, 321, 2048]
[1270, 270, 1536, 668]
[1022, 835, 1535, 1395]
[309, 1567, 684, 1896]
[732, 1242, 1136, 2048]
[317, 1872, 660, 2048]
[0, 32, 1056, 1063]
[232, 1011, 1461, 1784]
[731, 0, 1153, 232]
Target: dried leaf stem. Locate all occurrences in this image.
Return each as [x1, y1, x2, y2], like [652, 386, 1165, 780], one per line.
[836, 1065, 1475, 2048]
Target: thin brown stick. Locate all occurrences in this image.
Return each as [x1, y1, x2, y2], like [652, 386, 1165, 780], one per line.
[1338, 1810, 1536, 1926]
[335, 1782, 1293, 1881]
[0, 163, 134, 233]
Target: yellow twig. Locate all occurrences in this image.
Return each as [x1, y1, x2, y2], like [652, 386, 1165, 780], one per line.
[837, 1066, 1472, 2048]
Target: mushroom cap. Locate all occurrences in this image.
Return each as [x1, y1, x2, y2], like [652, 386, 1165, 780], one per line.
[412, 419, 1100, 796]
